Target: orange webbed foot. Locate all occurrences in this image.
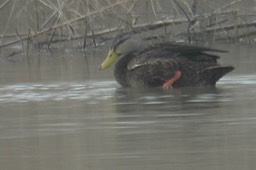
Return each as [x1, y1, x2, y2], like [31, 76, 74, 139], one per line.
[162, 70, 182, 89]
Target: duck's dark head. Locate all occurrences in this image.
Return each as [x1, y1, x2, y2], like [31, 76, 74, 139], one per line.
[99, 33, 146, 70]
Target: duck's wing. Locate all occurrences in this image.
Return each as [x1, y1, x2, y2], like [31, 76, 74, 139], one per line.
[127, 41, 224, 71]
[152, 42, 227, 53]
[141, 42, 225, 63]
[127, 49, 179, 70]
[127, 50, 180, 87]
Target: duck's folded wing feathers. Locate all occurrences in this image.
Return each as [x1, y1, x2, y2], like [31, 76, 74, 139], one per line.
[127, 54, 180, 87]
[138, 43, 225, 63]
[151, 42, 227, 53]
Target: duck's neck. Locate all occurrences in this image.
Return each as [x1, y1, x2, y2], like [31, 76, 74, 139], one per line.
[114, 53, 136, 87]
[113, 37, 150, 87]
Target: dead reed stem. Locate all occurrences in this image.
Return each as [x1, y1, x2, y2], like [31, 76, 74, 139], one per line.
[0, 0, 255, 51]
[0, 0, 11, 9]
[0, 0, 133, 49]
[173, 0, 193, 43]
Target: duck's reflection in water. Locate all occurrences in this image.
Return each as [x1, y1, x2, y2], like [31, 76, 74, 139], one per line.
[113, 86, 225, 115]
[100, 87, 238, 169]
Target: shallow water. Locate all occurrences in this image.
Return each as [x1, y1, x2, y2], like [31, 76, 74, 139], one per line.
[0, 44, 256, 170]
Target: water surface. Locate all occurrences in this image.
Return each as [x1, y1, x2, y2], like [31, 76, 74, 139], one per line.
[0, 44, 256, 170]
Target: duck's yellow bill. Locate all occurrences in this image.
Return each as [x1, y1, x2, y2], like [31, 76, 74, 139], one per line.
[99, 49, 118, 70]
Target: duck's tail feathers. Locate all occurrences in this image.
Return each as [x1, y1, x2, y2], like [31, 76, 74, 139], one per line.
[201, 66, 235, 85]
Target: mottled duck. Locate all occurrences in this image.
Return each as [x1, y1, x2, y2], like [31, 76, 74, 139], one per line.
[99, 33, 234, 89]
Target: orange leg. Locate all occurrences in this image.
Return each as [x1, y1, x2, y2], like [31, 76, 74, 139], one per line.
[162, 70, 182, 89]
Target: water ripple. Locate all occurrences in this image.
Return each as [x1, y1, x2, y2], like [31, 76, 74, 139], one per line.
[219, 74, 256, 86]
[0, 81, 117, 103]
[0, 74, 256, 103]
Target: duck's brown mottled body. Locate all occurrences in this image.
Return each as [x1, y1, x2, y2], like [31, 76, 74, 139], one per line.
[100, 33, 234, 89]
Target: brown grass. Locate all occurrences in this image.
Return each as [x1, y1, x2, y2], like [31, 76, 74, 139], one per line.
[0, 0, 255, 52]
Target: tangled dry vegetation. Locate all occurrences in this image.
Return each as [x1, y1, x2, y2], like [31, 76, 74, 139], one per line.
[0, 0, 255, 53]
